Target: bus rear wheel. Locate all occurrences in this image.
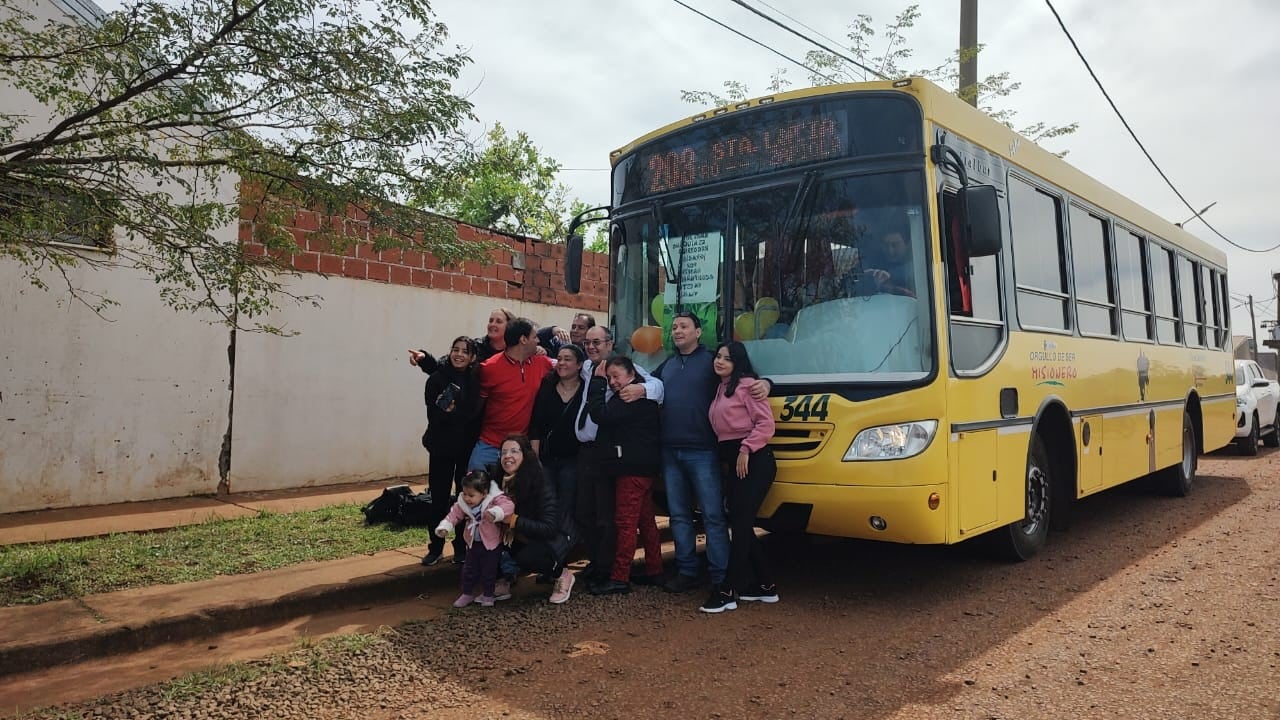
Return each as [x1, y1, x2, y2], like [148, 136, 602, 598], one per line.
[1160, 411, 1196, 497]
[995, 435, 1051, 561]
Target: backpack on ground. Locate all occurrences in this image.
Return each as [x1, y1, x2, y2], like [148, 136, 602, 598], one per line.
[361, 484, 413, 525]
[397, 491, 436, 527]
[361, 484, 435, 526]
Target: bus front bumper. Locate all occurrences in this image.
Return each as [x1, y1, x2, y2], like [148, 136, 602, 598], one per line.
[758, 481, 948, 544]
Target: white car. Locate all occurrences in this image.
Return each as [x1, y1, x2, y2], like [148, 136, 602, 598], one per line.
[1234, 359, 1280, 454]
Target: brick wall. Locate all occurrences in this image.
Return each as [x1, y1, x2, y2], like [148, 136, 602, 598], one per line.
[238, 205, 610, 314]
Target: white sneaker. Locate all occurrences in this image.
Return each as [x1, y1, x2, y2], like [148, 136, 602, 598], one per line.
[549, 570, 576, 604]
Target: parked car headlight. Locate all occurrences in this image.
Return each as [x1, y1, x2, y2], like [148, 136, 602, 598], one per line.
[844, 420, 938, 461]
[1237, 396, 1248, 407]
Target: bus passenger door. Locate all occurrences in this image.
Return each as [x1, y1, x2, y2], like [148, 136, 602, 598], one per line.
[1077, 415, 1103, 494]
[957, 430, 998, 534]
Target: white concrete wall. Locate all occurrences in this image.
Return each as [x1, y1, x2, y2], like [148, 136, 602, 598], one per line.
[0, 258, 233, 511]
[228, 274, 583, 492]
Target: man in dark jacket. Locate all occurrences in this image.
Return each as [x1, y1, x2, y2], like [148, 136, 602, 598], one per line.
[655, 311, 770, 604]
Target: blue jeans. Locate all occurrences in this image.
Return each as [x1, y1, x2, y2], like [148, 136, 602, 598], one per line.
[662, 446, 729, 584]
[467, 440, 500, 472]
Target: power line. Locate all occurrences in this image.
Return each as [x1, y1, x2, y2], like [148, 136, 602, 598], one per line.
[1044, 0, 1280, 254]
[752, 0, 852, 60]
[668, 0, 837, 84]
[725, 0, 889, 81]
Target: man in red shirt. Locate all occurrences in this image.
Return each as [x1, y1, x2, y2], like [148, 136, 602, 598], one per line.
[468, 317, 555, 471]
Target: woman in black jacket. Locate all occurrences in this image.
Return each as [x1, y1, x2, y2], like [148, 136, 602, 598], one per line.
[585, 356, 664, 596]
[530, 344, 586, 519]
[420, 336, 482, 566]
[498, 434, 577, 604]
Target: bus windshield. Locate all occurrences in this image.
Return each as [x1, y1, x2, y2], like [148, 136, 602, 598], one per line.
[612, 169, 933, 383]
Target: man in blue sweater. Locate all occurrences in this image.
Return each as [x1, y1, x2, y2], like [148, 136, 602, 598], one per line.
[655, 311, 769, 604]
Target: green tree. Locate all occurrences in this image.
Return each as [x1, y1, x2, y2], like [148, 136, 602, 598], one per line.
[682, 4, 1077, 148]
[422, 123, 582, 242]
[0, 0, 485, 329]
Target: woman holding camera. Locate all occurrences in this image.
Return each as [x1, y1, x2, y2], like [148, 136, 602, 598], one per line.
[421, 335, 482, 566]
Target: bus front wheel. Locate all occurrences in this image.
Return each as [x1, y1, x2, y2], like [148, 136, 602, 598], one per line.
[995, 435, 1051, 561]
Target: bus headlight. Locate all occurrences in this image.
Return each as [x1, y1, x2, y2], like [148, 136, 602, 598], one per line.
[844, 421, 938, 461]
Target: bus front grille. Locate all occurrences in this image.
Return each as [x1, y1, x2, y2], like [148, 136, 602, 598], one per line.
[768, 423, 834, 460]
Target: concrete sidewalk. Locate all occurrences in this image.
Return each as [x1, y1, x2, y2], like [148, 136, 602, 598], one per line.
[0, 479, 443, 677]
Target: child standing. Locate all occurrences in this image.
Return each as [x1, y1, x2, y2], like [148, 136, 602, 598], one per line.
[434, 471, 514, 607]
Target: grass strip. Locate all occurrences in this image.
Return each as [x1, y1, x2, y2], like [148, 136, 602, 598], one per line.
[0, 504, 430, 606]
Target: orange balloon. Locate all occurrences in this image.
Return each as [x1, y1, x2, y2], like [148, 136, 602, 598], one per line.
[630, 325, 663, 354]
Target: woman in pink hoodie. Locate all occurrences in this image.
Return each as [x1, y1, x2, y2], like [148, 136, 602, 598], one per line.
[706, 341, 779, 612]
[435, 470, 514, 608]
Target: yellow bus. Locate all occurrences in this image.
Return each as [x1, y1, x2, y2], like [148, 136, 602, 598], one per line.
[565, 77, 1235, 559]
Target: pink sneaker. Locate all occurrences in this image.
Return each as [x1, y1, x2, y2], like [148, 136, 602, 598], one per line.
[477, 595, 496, 607]
[549, 569, 575, 605]
[494, 579, 512, 601]
[452, 593, 475, 608]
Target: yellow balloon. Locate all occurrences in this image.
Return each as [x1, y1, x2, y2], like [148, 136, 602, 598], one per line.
[650, 295, 665, 324]
[755, 297, 780, 329]
[734, 311, 758, 341]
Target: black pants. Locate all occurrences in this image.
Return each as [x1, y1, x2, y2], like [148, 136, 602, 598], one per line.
[512, 539, 561, 577]
[575, 444, 616, 580]
[427, 449, 468, 556]
[718, 440, 775, 592]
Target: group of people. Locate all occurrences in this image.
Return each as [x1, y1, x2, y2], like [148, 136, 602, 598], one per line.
[409, 307, 779, 614]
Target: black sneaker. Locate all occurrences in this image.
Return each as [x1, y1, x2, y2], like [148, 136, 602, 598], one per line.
[589, 579, 631, 596]
[699, 588, 737, 614]
[421, 549, 443, 566]
[663, 573, 700, 594]
[737, 583, 779, 603]
[630, 573, 663, 587]
[451, 549, 467, 566]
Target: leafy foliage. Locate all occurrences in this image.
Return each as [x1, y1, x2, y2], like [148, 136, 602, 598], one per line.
[419, 122, 584, 242]
[681, 4, 1077, 148]
[0, 0, 490, 328]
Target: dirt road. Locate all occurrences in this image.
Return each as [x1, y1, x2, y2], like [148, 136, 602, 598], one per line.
[10, 451, 1279, 719]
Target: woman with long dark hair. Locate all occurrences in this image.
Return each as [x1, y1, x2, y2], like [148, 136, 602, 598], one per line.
[498, 434, 577, 604]
[421, 335, 482, 566]
[703, 341, 778, 613]
[530, 344, 585, 517]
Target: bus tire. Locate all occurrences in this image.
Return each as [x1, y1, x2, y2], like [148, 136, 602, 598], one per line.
[1161, 412, 1197, 497]
[1263, 421, 1280, 448]
[1237, 414, 1260, 456]
[995, 435, 1051, 561]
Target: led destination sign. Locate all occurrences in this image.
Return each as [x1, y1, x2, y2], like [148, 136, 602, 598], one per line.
[616, 95, 923, 204]
[640, 111, 848, 196]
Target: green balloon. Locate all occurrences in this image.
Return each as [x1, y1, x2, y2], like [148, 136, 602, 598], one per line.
[650, 294, 665, 324]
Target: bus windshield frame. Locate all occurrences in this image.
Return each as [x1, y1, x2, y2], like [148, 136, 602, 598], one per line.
[608, 93, 934, 386]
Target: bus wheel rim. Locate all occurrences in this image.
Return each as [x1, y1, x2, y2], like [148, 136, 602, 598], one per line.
[1181, 426, 1194, 478]
[1024, 465, 1048, 534]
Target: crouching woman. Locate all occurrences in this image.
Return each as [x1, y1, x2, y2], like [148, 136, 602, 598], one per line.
[499, 434, 578, 604]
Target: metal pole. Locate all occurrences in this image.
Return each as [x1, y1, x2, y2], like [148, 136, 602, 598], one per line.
[959, 0, 978, 107]
[1249, 294, 1258, 362]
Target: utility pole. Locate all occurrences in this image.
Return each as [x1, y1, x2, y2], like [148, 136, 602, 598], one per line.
[1249, 294, 1258, 362]
[959, 0, 978, 107]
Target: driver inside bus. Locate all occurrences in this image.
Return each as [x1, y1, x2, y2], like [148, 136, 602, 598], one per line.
[859, 227, 915, 297]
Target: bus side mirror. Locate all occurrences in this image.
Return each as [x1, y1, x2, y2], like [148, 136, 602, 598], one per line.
[565, 233, 583, 294]
[961, 184, 1001, 257]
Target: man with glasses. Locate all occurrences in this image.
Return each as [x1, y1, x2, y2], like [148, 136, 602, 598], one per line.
[574, 325, 664, 592]
[654, 311, 769, 604]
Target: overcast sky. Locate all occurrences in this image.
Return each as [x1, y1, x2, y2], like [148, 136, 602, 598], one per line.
[434, 0, 1280, 346]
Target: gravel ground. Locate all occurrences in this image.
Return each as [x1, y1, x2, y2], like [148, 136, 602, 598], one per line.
[15, 450, 1279, 720]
